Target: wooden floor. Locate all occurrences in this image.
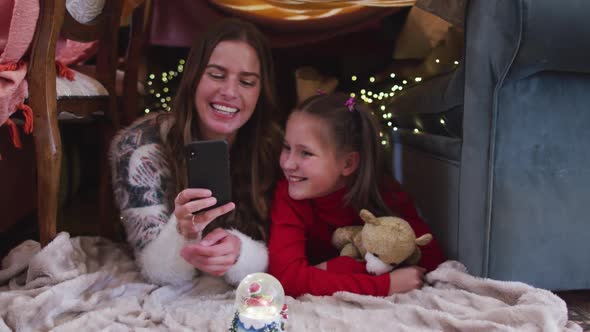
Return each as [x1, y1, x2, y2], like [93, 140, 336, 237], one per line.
[558, 291, 590, 331]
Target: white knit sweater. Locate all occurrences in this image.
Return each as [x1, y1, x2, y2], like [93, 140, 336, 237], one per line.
[109, 114, 268, 285]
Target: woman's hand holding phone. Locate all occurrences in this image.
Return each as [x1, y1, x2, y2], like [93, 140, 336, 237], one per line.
[180, 228, 241, 276]
[174, 188, 235, 240]
[174, 188, 240, 276]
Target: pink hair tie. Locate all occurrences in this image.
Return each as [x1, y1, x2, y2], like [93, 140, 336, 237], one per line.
[345, 97, 356, 111]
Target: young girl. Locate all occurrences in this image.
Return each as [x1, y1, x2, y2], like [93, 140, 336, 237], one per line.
[268, 93, 445, 297]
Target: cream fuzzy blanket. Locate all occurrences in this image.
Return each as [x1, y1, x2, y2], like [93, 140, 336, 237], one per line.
[0, 233, 582, 332]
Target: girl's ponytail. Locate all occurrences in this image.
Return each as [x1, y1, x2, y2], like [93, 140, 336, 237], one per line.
[344, 99, 392, 216]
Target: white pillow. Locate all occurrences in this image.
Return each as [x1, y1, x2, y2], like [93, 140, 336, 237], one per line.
[66, 0, 105, 24]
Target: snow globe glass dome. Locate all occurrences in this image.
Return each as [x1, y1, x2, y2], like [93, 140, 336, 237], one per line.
[231, 273, 287, 332]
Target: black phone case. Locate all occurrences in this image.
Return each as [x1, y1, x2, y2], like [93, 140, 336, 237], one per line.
[186, 140, 232, 211]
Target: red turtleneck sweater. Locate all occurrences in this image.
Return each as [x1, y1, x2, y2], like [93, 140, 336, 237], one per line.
[268, 178, 445, 297]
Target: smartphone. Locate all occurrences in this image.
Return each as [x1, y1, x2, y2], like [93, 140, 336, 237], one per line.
[186, 140, 232, 211]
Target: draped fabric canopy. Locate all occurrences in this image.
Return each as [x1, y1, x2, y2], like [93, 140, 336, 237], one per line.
[149, 0, 414, 48]
[209, 0, 413, 31]
[201, 0, 413, 47]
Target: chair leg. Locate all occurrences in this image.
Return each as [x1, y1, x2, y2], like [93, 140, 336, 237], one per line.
[33, 113, 62, 246]
[98, 122, 118, 240]
[98, 163, 117, 240]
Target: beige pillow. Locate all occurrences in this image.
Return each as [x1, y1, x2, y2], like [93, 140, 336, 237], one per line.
[393, 6, 453, 60]
[295, 66, 339, 105]
[415, 0, 466, 27]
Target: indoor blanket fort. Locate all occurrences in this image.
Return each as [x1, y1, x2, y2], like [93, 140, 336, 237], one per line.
[0, 233, 582, 331]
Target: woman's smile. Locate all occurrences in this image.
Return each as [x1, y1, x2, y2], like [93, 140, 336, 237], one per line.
[210, 102, 239, 118]
[194, 40, 261, 142]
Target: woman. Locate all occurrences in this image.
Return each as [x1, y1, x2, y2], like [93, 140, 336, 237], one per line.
[110, 18, 282, 285]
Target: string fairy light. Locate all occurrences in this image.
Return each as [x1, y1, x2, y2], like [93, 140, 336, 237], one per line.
[143, 57, 460, 147]
[144, 58, 186, 114]
[344, 57, 461, 148]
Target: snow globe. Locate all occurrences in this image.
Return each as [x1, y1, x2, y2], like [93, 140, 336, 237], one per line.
[229, 273, 288, 332]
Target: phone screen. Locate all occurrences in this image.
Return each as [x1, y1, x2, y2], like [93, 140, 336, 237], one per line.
[185, 140, 232, 211]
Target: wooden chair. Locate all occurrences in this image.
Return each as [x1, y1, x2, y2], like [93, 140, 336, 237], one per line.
[121, 0, 152, 126]
[27, 0, 123, 245]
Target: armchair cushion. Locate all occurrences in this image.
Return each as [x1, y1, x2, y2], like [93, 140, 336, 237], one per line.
[512, 0, 590, 74]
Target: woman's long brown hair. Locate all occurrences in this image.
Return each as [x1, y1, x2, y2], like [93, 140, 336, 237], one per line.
[158, 19, 282, 240]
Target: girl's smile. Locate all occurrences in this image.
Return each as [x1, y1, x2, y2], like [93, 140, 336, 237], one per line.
[280, 112, 354, 200]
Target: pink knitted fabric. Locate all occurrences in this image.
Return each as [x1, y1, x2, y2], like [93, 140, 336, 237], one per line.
[0, 0, 39, 154]
[0, 0, 98, 156]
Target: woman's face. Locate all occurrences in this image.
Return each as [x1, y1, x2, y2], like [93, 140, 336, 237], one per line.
[194, 40, 261, 144]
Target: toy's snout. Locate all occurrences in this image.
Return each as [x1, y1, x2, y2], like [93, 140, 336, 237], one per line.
[365, 252, 396, 275]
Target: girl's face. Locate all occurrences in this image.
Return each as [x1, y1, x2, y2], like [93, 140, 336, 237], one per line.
[280, 112, 356, 200]
[194, 40, 261, 144]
